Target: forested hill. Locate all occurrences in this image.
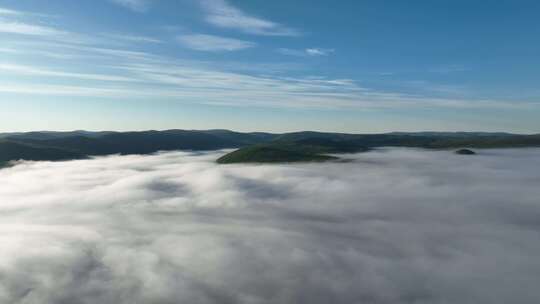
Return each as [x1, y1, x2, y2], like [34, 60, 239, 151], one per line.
[1, 130, 539, 166]
[0, 130, 276, 166]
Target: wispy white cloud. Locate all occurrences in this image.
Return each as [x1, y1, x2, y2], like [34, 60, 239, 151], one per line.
[0, 6, 69, 37]
[0, 83, 132, 98]
[0, 47, 17, 53]
[102, 33, 162, 44]
[0, 63, 137, 82]
[277, 48, 306, 57]
[177, 34, 255, 51]
[404, 80, 470, 96]
[0, 9, 134, 46]
[306, 48, 334, 56]
[0, 7, 22, 15]
[0, 20, 66, 36]
[109, 0, 150, 12]
[429, 64, 470, 74]
[199, 0, 300, 36]
[0, 46, 78, 59]
[1, 60, 533, 111]
[0, 21, 535, 111]
[278, 48, 335, 57]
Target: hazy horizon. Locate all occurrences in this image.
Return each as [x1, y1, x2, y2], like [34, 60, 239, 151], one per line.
[1, 128, 538, 136]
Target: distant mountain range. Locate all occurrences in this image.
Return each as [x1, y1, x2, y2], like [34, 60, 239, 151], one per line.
[0, 130, 276, 166]
[218, 132, 540, 163]
[1, 130, 539, 166]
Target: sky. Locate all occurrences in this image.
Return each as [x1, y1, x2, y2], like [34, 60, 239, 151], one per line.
[0, 0, 539, 133]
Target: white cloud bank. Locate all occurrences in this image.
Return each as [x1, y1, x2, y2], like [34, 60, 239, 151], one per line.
[1, 148, 540, 303]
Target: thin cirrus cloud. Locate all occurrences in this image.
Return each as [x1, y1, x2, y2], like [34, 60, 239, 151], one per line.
[0, 40, 533, 111]
[109, 0, 151, 12]
[0, 8, 157, 47]
[102, 33, 163, 44]
[278, 48, 335, 57]
[0, 7, 69, 37]
[0, 7, 21, 15]
[107, 0, 300, 36]
[0, 4, 536, 113]
[0, 63, 137, 82]
[306, 48, 334, 56]
[199, 0, 300, 36]
[177, 34, 256, 51]
[0, 20, 66, 36]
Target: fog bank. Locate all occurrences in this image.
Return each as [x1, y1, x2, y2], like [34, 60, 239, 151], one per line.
[1, 148, 540, 303]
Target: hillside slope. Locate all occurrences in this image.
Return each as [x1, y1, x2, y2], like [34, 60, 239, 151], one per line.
[0, 141, 86, 165]
[1, 130, 539, 165]
[217, 145, 339, 164]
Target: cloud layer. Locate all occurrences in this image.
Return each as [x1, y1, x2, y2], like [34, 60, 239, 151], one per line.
[1, 148, 540, 303]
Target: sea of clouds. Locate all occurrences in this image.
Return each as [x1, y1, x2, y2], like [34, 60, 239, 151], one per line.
[1, 148, 540, 304]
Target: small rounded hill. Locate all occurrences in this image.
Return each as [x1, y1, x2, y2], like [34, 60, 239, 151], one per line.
[455, 149, 476, 155]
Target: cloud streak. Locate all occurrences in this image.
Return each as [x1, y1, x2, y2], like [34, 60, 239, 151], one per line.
[102, 33, 162, 44]
[1, 148, 540, 303]
[199, 0, 300, 36]
[109, 0, 151, 12]
[306, 48, 334, 56]
[0, 7, 22, 15]
[0, 63, 137, 82]
[0, 20, 66, 36]
[177, 34, 256, 51]
[278, 48, 335, 57]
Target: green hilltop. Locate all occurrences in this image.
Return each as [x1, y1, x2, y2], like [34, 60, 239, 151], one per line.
[218, 132, 540, 164]
[216, 144, 339, 164]
[217, 138, 369, 164]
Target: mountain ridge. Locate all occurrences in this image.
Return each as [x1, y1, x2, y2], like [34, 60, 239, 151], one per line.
[1, 129, 539, 166]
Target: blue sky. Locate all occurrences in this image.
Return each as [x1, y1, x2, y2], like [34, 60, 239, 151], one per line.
[0, 0, 539, 133]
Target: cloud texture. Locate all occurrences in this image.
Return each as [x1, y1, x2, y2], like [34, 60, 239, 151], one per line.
[1, 148, 540, 303]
